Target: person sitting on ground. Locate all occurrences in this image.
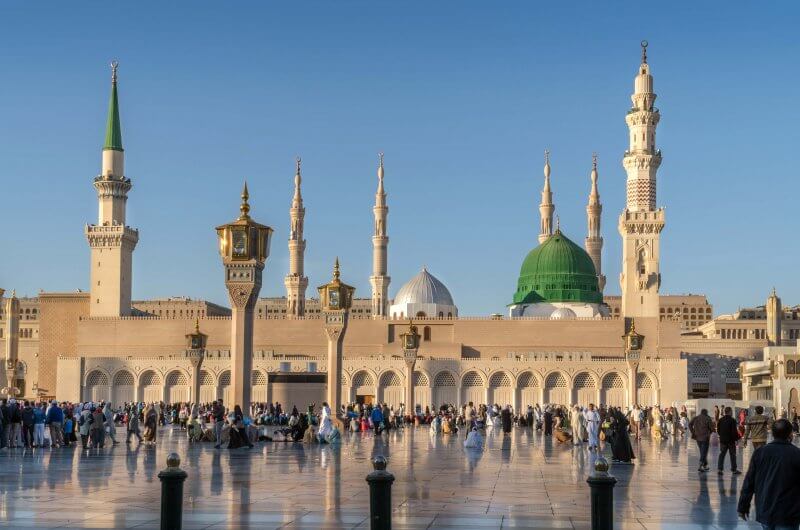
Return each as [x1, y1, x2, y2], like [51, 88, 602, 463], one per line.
[464, 426, 483, 449]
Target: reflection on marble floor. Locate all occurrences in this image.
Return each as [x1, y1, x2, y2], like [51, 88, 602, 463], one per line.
[0, 425, 772, 529]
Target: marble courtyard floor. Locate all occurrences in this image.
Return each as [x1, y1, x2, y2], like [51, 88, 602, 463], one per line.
[0, 426, 770, 529]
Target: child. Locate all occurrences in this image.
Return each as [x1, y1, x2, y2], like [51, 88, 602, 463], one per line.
[63, 415, 74, 447]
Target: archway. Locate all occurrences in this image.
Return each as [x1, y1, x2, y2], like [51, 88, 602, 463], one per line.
[85, 370, 110, 403]
[413, 371, 431, 412]
[432, 371, 457, 409]
[518, 371, 540, 409]
[199, 370, 216, 403]
[165, 371, 190, 404]
[460, 371, 484, 407]
[139, 370, 162, 404]
[352, 370, 376, 405]
[489, 371, 513, 407]
[112, 370, 135, 406]
[378, 371, 403, 408]
[601, 372, 625, 408]
[636, 373, 656, 406]
[252, 370, 267, 404]
[544, 372, 569, 406]
[218, 371, 231, 405]
[573, 372, 597, 406]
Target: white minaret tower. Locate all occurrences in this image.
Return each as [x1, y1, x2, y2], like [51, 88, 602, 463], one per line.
[369, 153, 390, 318]
[86, 61, 139, 317]
[619, 41, 665, 318]
[585, 153, 605, 291]
[285, 157, 308, 318]
[538, 150, 554, 244]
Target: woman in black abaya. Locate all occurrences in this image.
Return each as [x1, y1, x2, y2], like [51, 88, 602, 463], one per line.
[609, 408, 635, 463]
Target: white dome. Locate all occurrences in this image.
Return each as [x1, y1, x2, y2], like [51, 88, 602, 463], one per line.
[550, 307, 577, 320]
[393, 268, 455, 306]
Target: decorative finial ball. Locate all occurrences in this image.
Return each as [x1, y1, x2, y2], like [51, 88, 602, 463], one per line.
[594, 456, 610, 473]
[641, 40, 648, 49]
[166, 452, 181, 469]
[373, 455, 388, 471]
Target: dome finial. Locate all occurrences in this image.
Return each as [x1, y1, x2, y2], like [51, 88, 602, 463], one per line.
[333, 257, 340, 280]
[378, 152, 384, 180]
[110, 60, 119, 84]
[555, 215, 560, 233]
[239, 181, 250, 220]
[641, 40, 648, 64]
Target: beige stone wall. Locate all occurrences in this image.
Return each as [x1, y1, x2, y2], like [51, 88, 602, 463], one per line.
[39, 293, 89, 397]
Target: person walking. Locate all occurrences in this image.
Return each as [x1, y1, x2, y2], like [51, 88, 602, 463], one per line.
[32, 403, 46, 448]
[126, 405, 142, 443]
[78, 404, 92, 449]
[738, 419, 800, 528]
[689, 408, 715, 472]
[743, 405, 771, 451]
[90, 405, 106, 448]
[584, 404, 601, 450]
[212, 400, 225, 449]
[46, 401, 64, 448]
[717, 406, 741, 475]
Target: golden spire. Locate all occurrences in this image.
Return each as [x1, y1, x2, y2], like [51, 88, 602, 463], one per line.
[111, 60, 119, 84]
[333, 257, 340, 280]
[641, 40, 648, 64]
[543, 149, 551, 179]
[239, 181, 250, 220]
[377, 152, 385, 188]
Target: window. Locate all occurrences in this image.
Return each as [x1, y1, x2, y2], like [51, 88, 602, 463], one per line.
[462, 372, 483, 387]
[423, 326, 431, 341]
[434, 372, 456, 387]
[574, 372, 596, 388]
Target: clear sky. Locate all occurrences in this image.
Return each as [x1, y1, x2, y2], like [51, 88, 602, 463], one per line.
[1, 2, 798, 316]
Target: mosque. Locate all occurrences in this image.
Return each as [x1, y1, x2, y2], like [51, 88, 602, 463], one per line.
[1, 43, 781, 413]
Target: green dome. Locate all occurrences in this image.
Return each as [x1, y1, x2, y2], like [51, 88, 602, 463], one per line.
[512, 229, 602, 305]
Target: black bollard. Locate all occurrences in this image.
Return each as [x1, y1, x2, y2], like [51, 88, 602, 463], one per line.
[586, 456, 617, 530]
[158, 452, 188, 530]
[365, 455, 395, 530]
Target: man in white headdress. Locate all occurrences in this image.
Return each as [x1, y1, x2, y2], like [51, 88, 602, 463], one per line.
[584, 403, 601, 450]
[571, 405, 584, 445]
[317, 402, 333, 442]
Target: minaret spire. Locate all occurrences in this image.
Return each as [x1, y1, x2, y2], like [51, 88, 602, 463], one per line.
[538, 149, 555, 244]
[585, 153, 605, 291]
[285, 158, 308, 317]
[87, 60, 138, 316]
[370, 152, 390, 318]
[619, 41, 664, 318]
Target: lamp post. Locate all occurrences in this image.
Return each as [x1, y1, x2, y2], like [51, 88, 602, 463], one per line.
[400, 320, 420, 417]
[623, 318, 644, 408]
[216, 184, 273, 416]
[185, 319, 207, 407]
[318, 258, 354, 422]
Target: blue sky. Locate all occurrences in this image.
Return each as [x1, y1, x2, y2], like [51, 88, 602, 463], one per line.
[1, 2, 798, 315]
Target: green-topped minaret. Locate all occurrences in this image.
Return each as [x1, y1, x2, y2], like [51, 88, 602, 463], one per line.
[103, 61, 123, 152]
[87, 60, 138, 317]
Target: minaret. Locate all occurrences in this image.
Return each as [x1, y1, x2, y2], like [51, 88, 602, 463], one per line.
[585, 153, 605, 291]
[284, 157, 308, 317]
[766, 288, 782, 346]
[4, 290, 20, 394]
[538, 150, 554, 244]
[369, 153, 390, 318]
[619, 41, 664, 318]
[85, 61, 139, 317]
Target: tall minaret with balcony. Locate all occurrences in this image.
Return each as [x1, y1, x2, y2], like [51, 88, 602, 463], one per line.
[538, 150, 554, 244]
[85, 62, 139, 317]
[369, 153, 390, 318]
[285, 157, 308, 317]
[585, 153, 605, 291]
[619, 41, 664, 318]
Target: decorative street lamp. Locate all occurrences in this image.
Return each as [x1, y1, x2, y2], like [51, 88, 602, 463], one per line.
[2, 290, 20, 399]
[216, 183, 273, 416]
[185, 319, 208, 407]
[622, 318, 644, 407]
[318, 258, 355, 421]
[400, 320, 420, 416]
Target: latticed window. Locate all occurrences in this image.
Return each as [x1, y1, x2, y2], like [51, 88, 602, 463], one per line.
[140, 371, 161, 386]
[219, 371, 231, 386]
[637, 373, 653, 389]
[462, 371, 484, 387]
[166, 372, 188, 386]
[545, 372, 567, 388]
[602, 373, 624, 389]
[352, 371, 374, 387]
[788, 360, 797, 375]
[200, 371, 214, 386]
[574, 372, 596, 388]
[113, 371, 134, 386]
[489, 372, 511, 387]
[692, 360, 711, 380]
[434, 371, 456, 387]
[518, 372, 539, 388]
[723, 361, 740, 380]
[413, 372, 429, 386]
[252, 371, 267, 385]
[86, 371, 108, 386]
[380, 371, 402, 387]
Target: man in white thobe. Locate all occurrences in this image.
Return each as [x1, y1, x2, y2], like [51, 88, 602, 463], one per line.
[570, 406, 583, 445]
[584, 403, 601, 450]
